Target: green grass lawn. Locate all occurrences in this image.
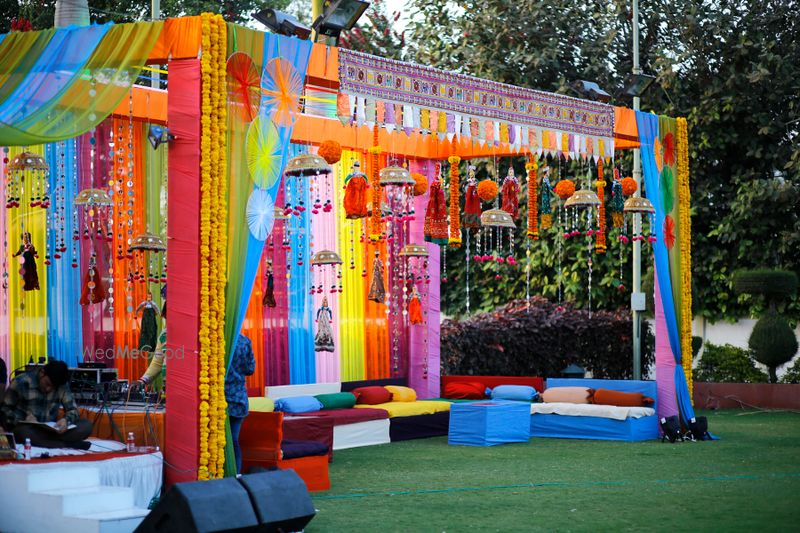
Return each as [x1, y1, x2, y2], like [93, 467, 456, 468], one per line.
[307, 410, 800, 532]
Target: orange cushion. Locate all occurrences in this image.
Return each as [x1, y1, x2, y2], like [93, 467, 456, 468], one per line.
[541, 386, 593, 404]
[592, 389, 655, 407]
[352, 386, 393, 405]
[443, 381, 486, 400]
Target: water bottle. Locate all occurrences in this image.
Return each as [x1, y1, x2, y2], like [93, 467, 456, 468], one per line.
[23, 438, 31, 461]
[127, 432, 135, 452]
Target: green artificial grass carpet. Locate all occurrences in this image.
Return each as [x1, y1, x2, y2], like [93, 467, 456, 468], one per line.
[307, 410, 800, 532]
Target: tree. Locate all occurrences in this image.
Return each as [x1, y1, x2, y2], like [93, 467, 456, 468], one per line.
[403, 0, 800, 320]
[337, 0, 406, 60]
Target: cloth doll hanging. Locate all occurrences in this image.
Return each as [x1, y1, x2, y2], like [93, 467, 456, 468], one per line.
[424, 173, 448, 244]
[409, 285, 423, 325]
[79, 263, 107, 305]
[263, 264, 276, 308]
[314, 297, 335, 352]
[136, 294, 160, 352]
[501, 166, 521, 219]
[13, 232, 39, 291]
[367, 251, 386, 303]
[343, 161, 368, 219]
[463, 165, 481, 230]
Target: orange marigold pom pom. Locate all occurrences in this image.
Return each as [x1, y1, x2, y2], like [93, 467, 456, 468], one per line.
[554, 179, 575, 200]
[318, 140, 342, 164]
[477, 179, 498, 202]
[621, 177, 638, 196]
[412, 172, 428, 196]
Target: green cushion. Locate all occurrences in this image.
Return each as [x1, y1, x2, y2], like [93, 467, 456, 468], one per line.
[315, 392, 357, 410]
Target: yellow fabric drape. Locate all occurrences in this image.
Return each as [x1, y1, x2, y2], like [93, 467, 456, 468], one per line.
[7, 146, 48, 371]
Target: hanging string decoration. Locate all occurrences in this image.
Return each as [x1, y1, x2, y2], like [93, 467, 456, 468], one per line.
[526, 159, 538, 239]
[677, 117, 693, 398]
[500, 166, 520, 220]
[447, 155, 461, 248]
[6, 151, 50, 210]
[368, 126, 383, 242]
[311, 250, 343, 295]
[400, 243, 429, 375]
[539, 165, 553, 230]
[129, 232, 167, 295]
[595, 159, 607, 254]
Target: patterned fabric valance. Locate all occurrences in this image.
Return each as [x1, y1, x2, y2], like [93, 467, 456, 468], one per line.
[337, 49, 615, 159]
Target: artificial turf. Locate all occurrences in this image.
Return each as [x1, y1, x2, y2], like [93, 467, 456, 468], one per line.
[307, 410, 800, 532]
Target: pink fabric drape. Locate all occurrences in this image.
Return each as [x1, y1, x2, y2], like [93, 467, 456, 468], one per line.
[165, 59, 202, 485]
[311, 156, 341, 382]
[408, 159, 441, 399]
[0, 155, 9, 373]
[655, 271, 678, 419]
[262, 181, 290, 387]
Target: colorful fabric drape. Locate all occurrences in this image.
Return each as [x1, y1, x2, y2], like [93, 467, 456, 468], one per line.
[242, 262, 265, 394]
[0, 154, 9, 372]
[0, 23, 163, 146]
[45, 139, 83, 365]
[262, 180, 290, 386]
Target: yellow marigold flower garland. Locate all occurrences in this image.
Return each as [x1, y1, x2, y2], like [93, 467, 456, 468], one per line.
[677, 118, 693, 400]
[368, 126, 382, 241]
[526, 159, 538, 240]
[448, 155, 461, 248]
[595, 159, 606, 254]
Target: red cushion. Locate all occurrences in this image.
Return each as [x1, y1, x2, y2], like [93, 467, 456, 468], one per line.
[443, 381, 486, 400]
[351, 386, 393, 405]
[592, 389, 655, 407]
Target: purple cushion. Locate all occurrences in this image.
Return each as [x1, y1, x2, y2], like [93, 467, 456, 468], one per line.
[281, 439, 329, 459]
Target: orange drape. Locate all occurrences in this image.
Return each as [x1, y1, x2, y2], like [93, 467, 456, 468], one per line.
[149, 16, 202, 62]
[242, 262, 266, 394]
[113, 119, 150, 381]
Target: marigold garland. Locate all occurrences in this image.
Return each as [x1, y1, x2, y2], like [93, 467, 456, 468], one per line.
[411, 172, 428, 196]
[677, 117, 693, 400]
[595, 160, 606, 253]
[526, 159, 538, 239]
[448, 155, 461, 248]
[368, 125, 382, 241]
[554, 179, 575, 200]
[477, 179, 498, 202]
[318, 140, 342, 164]
[621, 177, 637, 196]
[198, 13, 228, 480]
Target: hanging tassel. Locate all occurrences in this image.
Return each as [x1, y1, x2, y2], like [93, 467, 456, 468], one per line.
[409, 291, 423, 325]
[368, 126, 382, 241]
[448, 155, 461, 248]
[526, 158, 539, 239]
[595, 159, 607, 254]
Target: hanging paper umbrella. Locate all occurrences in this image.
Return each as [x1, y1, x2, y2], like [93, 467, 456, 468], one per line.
[246, 188, 276, 241]
[262, 57, 304, 127]
[246, 116, 283, 190]
[227, 52, 261, 123]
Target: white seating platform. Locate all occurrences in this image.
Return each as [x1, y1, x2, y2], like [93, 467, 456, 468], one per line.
[0, 450, 162, 533]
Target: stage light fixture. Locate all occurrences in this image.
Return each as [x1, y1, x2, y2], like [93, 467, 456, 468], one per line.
[312, 0, 370, 43]
[252, 9, 312, 40]
[622, 72, 657, 97]
[572, 80, 612, 104]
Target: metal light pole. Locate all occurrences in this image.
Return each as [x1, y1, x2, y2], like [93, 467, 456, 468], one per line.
[631, 0, 643, 380]
[152, 0, 161, 89]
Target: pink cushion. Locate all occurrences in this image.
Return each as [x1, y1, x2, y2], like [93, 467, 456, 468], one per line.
[351, 386, 393, 405]
[541, 386, 594, 404]
[443, 381, 486, 400]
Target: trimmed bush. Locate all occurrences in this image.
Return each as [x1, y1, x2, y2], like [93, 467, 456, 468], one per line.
[440, 297, 654, 379]
[749, 312, 799, 383]
[732, 269, 798, 302]
[693, 342, 768, 383]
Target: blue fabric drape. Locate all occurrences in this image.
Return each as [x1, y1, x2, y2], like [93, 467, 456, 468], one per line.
[674, 366, 695, 421]
[45, 139, 83, 364]
[0, 25, 110, 132]
[225, 34, 312, 370]
[635, 111, 681, 363]
[287, 144, 316, 384]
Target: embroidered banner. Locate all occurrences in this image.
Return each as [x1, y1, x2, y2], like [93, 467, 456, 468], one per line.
[338, 49, 614, 140]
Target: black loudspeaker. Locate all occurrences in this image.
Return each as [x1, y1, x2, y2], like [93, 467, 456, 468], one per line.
[135, 470, 315, 533]
[238, 469, 317, 533]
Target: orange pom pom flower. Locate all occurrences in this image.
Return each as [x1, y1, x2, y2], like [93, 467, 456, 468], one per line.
[621, 177, 638, 196]
[318, 140, 342, 164]
[412, 172, 429, 196]
[554, 179, 575, 200]
[477, 179, 498, 202]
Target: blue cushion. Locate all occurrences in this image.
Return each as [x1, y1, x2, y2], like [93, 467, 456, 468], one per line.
[281, 439, 329, 459]
[274, 396, 323, 414]
[490, 384, 539, 402]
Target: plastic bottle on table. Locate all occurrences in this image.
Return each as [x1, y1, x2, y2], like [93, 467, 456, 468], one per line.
[23, 438, 31, 461]
[127, 432, 135, 452]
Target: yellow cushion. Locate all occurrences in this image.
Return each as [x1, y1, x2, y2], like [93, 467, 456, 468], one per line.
[384, 385, 417, 402]
[248, 397, 275, 412]
[356, 400, 450, 417]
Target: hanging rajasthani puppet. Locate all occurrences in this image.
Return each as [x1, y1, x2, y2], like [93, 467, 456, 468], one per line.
[463, 165, 481, 229]
[409, 285, 423, 325]
[314, 296, 335, 352]
[13, 232, 40, 291]
[539, 166, 554, 229]
[79, 260, 107, 305]
[136, 293, 160, 352]
[501, 166, 521, 219]
[610, 169, 625, 228]
[423, 167, 448, 244]
[343, 161, 368, 219]
[367, 251, 386, 303]
[263, 263, 277, 308]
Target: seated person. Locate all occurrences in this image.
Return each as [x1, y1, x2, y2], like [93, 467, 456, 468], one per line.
[0, 358, 6, 402]
[0, 360, 93, 449]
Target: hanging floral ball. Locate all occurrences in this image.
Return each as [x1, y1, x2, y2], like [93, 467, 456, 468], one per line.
[554, 179, 575, 200]
[477, 179, 498, 202]
[318, 140, 342, 164]
[411, 172, 428, 196]
[621, 177, 638, 196]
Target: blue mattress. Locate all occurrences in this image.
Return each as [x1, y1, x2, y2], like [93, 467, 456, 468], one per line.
[531, 378, 659, 441]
